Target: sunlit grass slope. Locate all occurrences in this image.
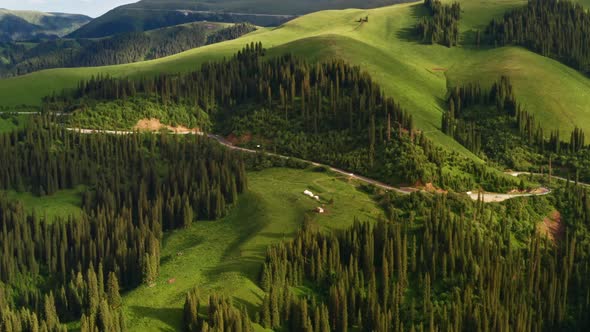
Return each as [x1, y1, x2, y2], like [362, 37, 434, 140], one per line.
[122, 167, 383, 331]
[2, 0, 590, 149]
[1, 186, 85, 222]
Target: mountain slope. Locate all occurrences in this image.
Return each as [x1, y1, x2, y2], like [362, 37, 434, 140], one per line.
[68, 0, 408, 38]
[0, 9, 91, 41]
[2, 0, 590, 155]
[0, 22, 255, 77]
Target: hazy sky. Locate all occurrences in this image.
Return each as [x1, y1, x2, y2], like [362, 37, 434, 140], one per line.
[0, 0, 139, 17]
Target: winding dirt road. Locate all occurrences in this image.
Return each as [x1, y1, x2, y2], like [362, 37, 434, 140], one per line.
[65, 128, 414, 194]
[65, 128, 554, 201]
[207, 134, 413, 194]
[508, 171, 590, 187]
[466, 189, 551, 203]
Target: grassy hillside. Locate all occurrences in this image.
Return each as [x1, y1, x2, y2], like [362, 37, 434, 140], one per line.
[123, 167, 383, 331]
[2, 0, 590, 152]
[69, 0, 408, 38]
[1, 186, 85, 222]
[0, 9, 91, 41]
[0, 113, 27, 132]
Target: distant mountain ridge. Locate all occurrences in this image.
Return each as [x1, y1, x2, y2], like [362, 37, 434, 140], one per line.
[0, 8, 91, 41]
[68, 0, 408, 38]
[0, 22, 255, 77]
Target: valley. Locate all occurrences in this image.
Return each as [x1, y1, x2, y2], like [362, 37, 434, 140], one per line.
[2, 0, 590, 331]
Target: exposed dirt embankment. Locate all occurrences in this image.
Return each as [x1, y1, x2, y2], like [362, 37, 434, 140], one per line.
[537, 210, 563, 244]
[508, 187, 551, 195]
[133, 118, 200, 134]
[226, 132, 252, 145]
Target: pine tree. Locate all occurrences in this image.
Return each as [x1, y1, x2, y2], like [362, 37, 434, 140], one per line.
[106, 272, 122, 309]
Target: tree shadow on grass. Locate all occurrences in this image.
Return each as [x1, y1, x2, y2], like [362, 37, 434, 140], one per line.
[232, 289, 265, 316]
[160, 234, 205, 266]
[203, 257, 267, 317]
[127, 306, 182, 332]
[203, 205, 303, 284]
[396, 3, 431, 43]
[435, 94, 448, 113]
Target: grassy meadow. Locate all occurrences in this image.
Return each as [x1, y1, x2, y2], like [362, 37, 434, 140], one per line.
[0, 114, 29, 133]
[1, 186, 85, 222]
[0, 166, 385, 330]
[122, 167, 384, 331]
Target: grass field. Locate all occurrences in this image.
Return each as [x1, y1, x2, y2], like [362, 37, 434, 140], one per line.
[1, 186, 85, 222]
[0, 0, 589, 154]
[122, 167, 384, 331]
[0, 114, 28, 133]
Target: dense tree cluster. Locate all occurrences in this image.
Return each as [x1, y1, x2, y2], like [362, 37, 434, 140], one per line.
[48, 44, 443, 184]
[416, 0, 461, 47]
[0, 199, 127, 332]
[257, 187, 590, 331]
[1, 282, 68, 332]
[56, 43, 413, 134]
[441, 76, 586, 158]
[0, 119, 246, 328]
[183, 288, 253, 332]
[61, 97, 212, 131]
[45, 44, 525, 193]
[439, 75, 590, 187]
[486, 0, 590, 74]
[442, 76, 517, 154]
[0, 23, 255, 77]
[0, 42, 27, 65]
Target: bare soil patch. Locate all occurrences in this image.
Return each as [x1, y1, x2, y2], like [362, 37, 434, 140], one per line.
[226, 132, 252, 145]
[424, 182, 448, 194]
[530, 187, 551, 194]
[537, 210, 564, 244]
[412, 180, 447, 194]
[133, 118, 200, 134]
[508, 187, 550, 195]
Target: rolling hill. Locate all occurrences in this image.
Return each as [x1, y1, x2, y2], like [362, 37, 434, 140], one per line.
[2, 0, 590, 156]
[0, 8, 91, 41]
[68, 0, 409, 38]
[5, 1, 590, 331]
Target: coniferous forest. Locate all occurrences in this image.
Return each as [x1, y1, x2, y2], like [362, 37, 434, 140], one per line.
[0, 23, 255, 78]
[486, 0, 590, 74]
[441, 75, 590, 183]
[6, 42, 590, 332]
[416, 0, 461, 47]
[6, 0, 590, 330]
[255, 184, 590, 331]
[45, 44, 522, 193]
[0, 117, 246, 331]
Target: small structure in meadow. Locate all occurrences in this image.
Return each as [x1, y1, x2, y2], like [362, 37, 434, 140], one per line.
[356, 16, 369, 23]
[303, 189, 321, 201]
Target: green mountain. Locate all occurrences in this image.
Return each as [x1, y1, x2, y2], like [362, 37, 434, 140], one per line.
[5, 1, 590, 331]
[0, 9, 91, 41]
[4, 0, 590, 155]
[0, 22, 255, 77]
[68, 0, 408, 38]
